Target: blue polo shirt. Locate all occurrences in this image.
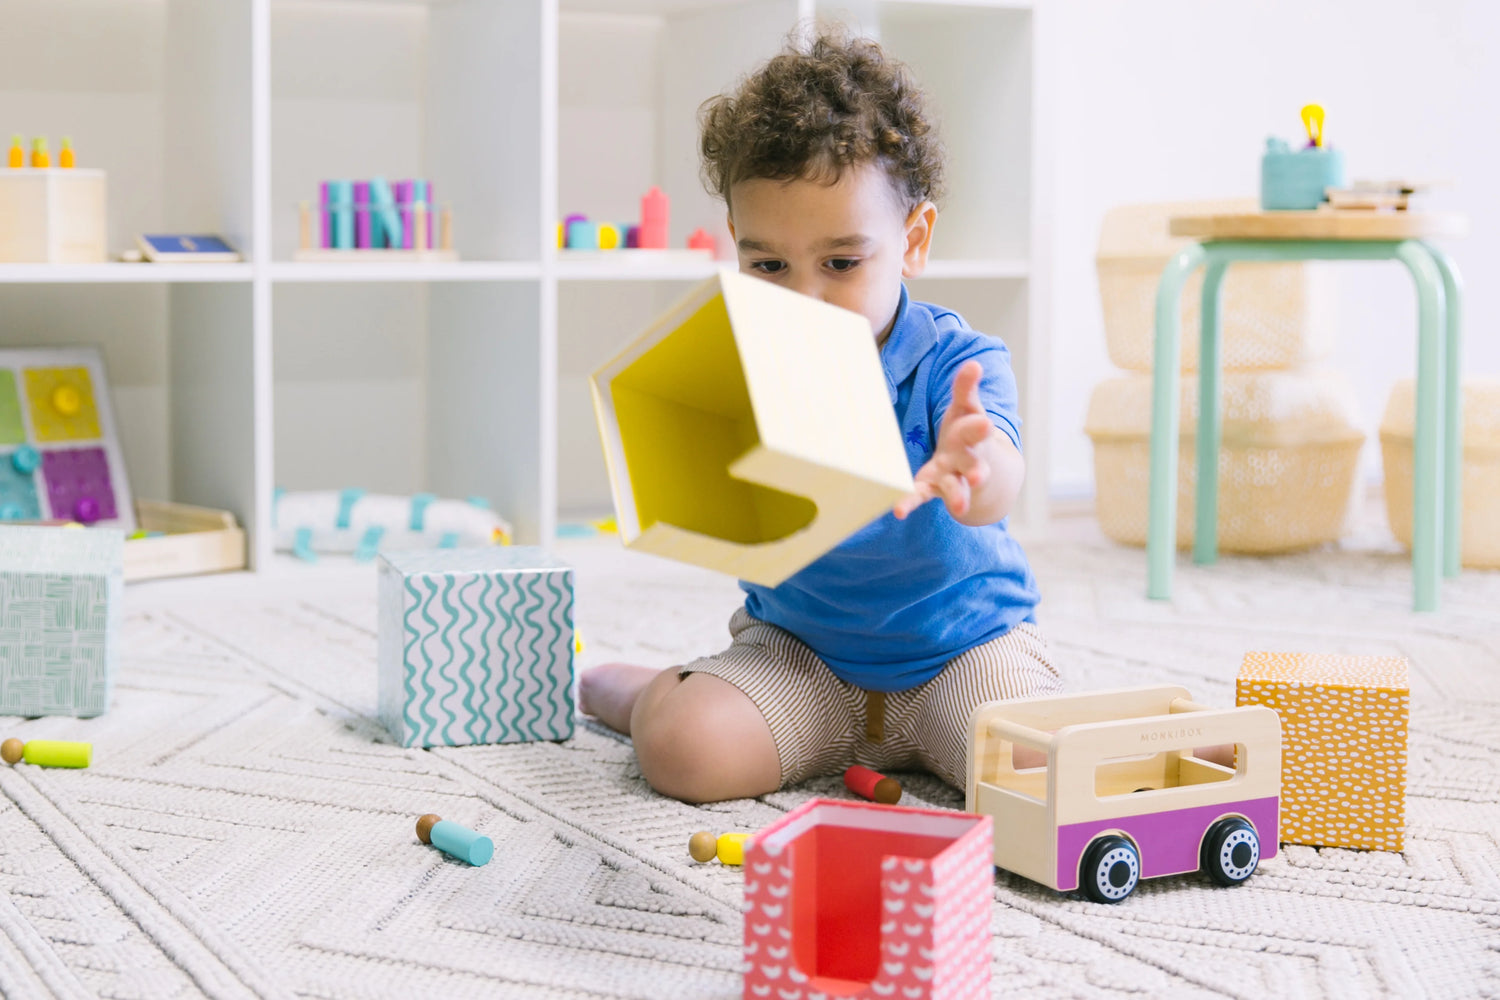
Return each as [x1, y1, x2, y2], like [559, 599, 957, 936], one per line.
[740, 286, 1040, 692]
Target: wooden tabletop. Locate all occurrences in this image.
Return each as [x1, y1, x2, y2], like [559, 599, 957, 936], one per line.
[1168, 210, 1468, 241]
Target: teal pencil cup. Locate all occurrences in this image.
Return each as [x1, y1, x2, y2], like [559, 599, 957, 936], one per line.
[1260, 138, 1345, 210]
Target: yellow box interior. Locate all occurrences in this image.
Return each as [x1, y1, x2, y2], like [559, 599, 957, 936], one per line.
[610, 294, 816, 544]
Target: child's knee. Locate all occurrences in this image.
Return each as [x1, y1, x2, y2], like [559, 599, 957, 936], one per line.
[631, 674, 779, 803]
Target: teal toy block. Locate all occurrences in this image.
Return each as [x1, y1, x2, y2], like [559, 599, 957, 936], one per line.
[0, 525, 124, 717]
[377, 546, 575, 748]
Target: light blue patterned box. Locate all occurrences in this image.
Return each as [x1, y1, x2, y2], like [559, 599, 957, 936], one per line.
[0, 525, 124, 718]
[377, 546, 575, 748]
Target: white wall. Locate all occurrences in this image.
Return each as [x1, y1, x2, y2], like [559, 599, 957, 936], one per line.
[1048, 0, 1499, 498]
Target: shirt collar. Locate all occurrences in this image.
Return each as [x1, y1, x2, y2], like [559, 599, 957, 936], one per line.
[879, 285, 938, 402]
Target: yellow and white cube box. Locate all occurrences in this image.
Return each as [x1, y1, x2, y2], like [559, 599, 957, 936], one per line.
[1236, 651, 1409, 851]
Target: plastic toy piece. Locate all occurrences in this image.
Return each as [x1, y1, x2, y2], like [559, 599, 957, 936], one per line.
[353, 180, 372, 249]
[415, 813, 493, 866]
[1, 739, 93, 768]
[11, 446, 39, 474]
[6, 135, 21, 169]
[597, 223, 621, 250]
[688, 830, 717, 862]
[52, 384, 82, 417]
[590, 269, 913, 587]
[964, 686, 1280, 904]
[639, 186, 668, 249]
[1237, 651, 1408, 851]
[58, 137, 75, 169]
[686, 227, 716, 255]
[743, 799, 993, 998]
[368, 177, 402, 248]
[568, 220, 599, 251]
[30, 137, 49, 169]
[1301, 103, 1325, 147]
[844, 765, 902, 804]
[715, 832, 748, 866]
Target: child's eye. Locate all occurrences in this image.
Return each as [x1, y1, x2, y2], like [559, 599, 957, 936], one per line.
[825, 258, 860, 273]
[750, 260, 786, 275]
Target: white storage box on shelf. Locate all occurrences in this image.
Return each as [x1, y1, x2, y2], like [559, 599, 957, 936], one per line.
[1086, 369, 1365, 552]
[0, 169, 107, 263]
[1097, 199, 1328, 372]
[1381, 377, 1500, 568]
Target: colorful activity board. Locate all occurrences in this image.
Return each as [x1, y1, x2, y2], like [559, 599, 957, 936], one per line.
[0, 347, 135, 532]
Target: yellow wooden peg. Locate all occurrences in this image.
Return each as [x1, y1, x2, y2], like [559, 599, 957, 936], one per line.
[716, 832, 749, 866]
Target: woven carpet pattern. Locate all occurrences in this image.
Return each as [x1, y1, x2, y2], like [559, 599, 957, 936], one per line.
[0, 516, 1497, 999]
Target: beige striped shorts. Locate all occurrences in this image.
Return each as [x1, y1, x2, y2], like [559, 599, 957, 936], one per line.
[679, 608, 1061, 789]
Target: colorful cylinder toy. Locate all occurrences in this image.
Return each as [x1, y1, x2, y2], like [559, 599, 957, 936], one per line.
[416, 813, 493, 866]
[844, 764, 902, 804]
[22, 740, 92, 768]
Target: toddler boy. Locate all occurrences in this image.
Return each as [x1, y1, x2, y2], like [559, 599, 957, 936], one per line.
[580, 29, 1060, 802]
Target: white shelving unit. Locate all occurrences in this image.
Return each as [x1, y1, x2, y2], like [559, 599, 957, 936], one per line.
[0, 0, 1047, 570]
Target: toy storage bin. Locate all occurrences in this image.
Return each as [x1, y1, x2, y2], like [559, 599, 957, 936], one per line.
[1086, 369, 1365, 552]
[0, 169, 107, 263]
[1380, 378, 1500, 568]
[1097, 199, 1327, 372]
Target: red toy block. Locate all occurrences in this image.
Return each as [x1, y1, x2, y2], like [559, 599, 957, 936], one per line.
[742, 798, 992, 1000]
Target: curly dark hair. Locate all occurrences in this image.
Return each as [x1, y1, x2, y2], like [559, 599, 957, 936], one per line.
[699, 26, 944, 212]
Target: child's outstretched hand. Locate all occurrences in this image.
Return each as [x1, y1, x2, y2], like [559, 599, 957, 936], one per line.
[893, 359, 996, 521]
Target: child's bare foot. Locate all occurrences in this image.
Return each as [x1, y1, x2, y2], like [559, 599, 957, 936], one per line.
[578, 662, 666, 735]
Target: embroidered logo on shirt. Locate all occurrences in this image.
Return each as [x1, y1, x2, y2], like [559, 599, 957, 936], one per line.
[904, 426, 927, 451]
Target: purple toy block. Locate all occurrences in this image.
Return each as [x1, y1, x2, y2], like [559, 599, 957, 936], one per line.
[354, 181, 372, 249]
[41, 448, 117, 524]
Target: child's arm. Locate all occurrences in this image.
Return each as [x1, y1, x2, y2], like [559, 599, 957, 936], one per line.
[893, 359, 1025, 526]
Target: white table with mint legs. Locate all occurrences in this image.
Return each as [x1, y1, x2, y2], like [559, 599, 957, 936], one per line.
[1146, 211, 1467, 612]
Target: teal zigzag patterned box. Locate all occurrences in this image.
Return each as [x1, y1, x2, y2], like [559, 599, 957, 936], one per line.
[377, 546, 575, 748]
[0, 525, 124, 717]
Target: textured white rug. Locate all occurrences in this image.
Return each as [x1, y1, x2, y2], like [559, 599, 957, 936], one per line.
[0, 513, 1497, 999]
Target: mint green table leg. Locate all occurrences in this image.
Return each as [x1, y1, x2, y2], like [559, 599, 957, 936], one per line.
[1194, 258, 1230, 565]
[1425, 243, 1464, 578]
[1148, 244, 1206, 600]
[1394, 241, 1447, 612]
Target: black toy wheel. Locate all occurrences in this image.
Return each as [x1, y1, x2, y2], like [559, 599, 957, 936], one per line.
[1202, 818, 1260, 886]
[1080, 835, 1140, 903]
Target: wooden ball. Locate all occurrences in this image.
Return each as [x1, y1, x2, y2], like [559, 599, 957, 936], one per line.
[416, 814, 442, 844]
[0, 738, 23, 765]
[688, 831, 717, 863]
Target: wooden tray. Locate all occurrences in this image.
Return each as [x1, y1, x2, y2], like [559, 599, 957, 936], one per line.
[124, 500, 246, 582]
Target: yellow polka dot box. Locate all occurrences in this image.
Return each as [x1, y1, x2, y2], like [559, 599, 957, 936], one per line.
[1236, 651, 1409, 852]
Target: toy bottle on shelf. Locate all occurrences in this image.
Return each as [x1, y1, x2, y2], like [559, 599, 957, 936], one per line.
[7, 135, 23, 168]
[58, 137, 75, 169]
[639, 186, 668, 249]
[30, 137, 49, 168]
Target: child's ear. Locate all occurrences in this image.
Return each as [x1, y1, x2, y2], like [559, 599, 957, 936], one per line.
[901, 201, 937, 278]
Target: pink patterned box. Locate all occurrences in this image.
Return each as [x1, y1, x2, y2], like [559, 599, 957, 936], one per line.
[742, 799, 993, 1000]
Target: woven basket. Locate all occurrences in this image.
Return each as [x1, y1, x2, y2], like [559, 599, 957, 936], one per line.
[1097, 199, 1330, 373]
[1380, 378, 1500, 568]
[1086, 370, 1365, 553]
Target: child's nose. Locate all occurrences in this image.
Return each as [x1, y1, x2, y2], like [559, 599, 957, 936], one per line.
[787, 273, 828, 302]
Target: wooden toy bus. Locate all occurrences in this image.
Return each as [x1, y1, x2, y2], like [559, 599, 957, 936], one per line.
[965, 686, 1281, 903]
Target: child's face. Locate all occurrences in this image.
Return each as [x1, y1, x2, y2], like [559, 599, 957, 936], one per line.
[726, 162, 935, 343]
